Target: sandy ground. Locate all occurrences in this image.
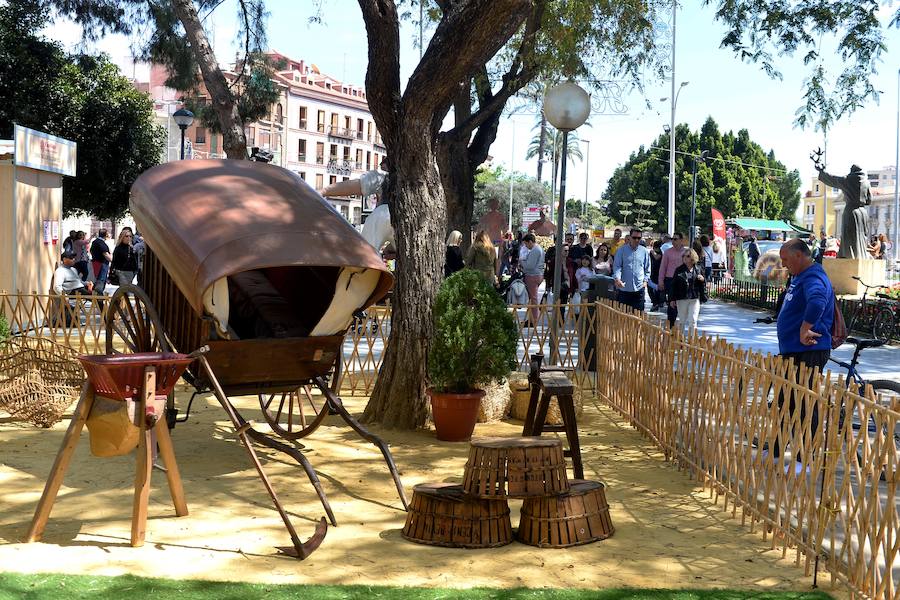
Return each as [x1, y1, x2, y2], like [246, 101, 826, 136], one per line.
[0, 386, 847, 596]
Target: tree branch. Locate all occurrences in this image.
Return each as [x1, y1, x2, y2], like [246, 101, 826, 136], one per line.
[357, 0, 402, 151]
[444, 0, 544, 140]
[403, 0, 531, 128]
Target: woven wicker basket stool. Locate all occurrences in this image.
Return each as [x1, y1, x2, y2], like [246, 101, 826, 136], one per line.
[462, 436, 569, 499]
[401, 483, 513, 548]
[517, 479, 614, 548]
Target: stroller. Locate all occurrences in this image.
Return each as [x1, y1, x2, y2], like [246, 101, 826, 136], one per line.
[498, 271, 528, 305]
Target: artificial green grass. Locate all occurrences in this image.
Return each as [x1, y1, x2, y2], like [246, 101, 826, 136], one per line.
[0, 572, 834, 600]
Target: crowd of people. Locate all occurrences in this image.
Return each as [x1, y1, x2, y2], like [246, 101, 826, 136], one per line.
[444, 226, 717, 333]
[54, 228, 145, 298]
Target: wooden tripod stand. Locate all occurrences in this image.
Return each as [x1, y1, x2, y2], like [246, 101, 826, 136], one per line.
[26, 366, 188, 547]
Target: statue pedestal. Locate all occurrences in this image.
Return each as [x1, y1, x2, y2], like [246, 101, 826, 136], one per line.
[821, 258, 886, 296]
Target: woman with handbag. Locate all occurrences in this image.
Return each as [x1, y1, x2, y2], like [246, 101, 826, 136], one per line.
[111, 230, 138, 287]
[670, 248, 707, 332]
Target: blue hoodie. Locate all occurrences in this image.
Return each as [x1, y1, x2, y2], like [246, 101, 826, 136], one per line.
[776, 263, 834, 354]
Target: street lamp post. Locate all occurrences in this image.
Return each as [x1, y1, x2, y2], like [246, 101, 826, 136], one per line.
[173, 108, 194, 160]
[690, 150, 708, 244]
[894, 68, 900, 265]
[663, 81, 689, 236]
[544, 81, 591, 365]
[582, 139, 590, 220]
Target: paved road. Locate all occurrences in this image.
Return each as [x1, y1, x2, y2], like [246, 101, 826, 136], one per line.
[692, 300, 900, 384]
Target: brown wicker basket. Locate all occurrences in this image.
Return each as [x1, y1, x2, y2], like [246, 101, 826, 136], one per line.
[401, 482, 512, 548]
[462, 437, 569, 499]
[517, 479, 614, 548]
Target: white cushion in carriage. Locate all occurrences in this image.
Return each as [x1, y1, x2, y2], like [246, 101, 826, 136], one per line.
[311, 267, 381, 336]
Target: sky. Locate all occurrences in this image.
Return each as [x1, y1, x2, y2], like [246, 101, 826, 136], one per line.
[46, 0, 900, 221]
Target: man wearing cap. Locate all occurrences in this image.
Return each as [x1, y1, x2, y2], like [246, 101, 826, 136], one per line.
[54, 251, 94, 296]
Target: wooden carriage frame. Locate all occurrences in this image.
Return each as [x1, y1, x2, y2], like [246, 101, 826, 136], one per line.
[102, 160, 408, 558]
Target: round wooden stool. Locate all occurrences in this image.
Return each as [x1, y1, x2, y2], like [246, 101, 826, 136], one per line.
[401, 483, 513, 548]
[517, 479, 614, 548]
[462, 437, 569, 498]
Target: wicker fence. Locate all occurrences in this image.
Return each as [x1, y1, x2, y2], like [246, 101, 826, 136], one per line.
[594, 300, 898, 600]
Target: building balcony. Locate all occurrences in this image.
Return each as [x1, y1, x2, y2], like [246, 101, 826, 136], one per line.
[373, 141, 386, 153]
[328, 126, 356, 142]
[315, 154, 325, 165]
[299, 119, 307, 129]
[327, 159, 354, 176]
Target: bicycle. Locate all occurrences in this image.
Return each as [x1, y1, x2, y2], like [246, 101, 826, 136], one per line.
[830, 336, 900, 481]
[845, 276, 897, 343]
[752, 316, 899, 479]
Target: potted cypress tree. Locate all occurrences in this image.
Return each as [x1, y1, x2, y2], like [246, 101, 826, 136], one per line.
[428, 269, 518, 441]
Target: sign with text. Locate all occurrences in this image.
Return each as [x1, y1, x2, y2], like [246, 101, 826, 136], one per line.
[14, 124, 77, 177]
[521, 205, 543, 230]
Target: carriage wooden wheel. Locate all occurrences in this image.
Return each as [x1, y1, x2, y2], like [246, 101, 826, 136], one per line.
[105, 284, 172, 355]
[257, 349, 342, 440]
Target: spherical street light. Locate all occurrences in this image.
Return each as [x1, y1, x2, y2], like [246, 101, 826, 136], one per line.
[543, 80, 590, 364]
[172, 108, 194, 160]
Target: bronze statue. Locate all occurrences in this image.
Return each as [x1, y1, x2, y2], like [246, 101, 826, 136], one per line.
[813, 160, 871, 259]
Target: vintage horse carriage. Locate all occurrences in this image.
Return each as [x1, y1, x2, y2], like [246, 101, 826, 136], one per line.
[104, 159, 407, 557]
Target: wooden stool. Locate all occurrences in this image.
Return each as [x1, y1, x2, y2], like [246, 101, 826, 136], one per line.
[463, 436, 569, 498]
[402, 483, 512, 548]
[522, 370, 584, 480]
[26, 367, 188, 547]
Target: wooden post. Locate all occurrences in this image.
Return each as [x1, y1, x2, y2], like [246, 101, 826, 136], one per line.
[131, 366, 155, 547]
[154, 408, 188, 517]
[26, 381, 94, 542]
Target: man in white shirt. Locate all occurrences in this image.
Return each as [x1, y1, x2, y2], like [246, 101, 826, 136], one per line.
[54, 251, 94, 296]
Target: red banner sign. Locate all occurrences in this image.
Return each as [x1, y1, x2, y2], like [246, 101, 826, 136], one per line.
[711, 208, 726, 241]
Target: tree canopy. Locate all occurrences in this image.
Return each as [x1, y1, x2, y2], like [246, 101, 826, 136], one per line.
[474, 165, 551, 230]
[602, 117, 801, 233]
[0, 0, 163, 219]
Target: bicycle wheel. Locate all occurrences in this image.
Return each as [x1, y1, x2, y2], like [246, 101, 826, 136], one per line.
[866, 379, 900, 482]
[871, 307, 896, 343]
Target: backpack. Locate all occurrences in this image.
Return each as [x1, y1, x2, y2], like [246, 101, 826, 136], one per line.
[831, 293, 847, 349]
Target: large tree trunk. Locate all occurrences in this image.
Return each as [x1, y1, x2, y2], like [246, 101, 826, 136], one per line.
[171, 0, 247, 160]
[358, 0, 530, 429]
[437, 133, 475, 252]
[362, 125, 445, 428]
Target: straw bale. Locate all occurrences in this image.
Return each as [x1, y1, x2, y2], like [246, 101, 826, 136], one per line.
[477, 378, 512, 423]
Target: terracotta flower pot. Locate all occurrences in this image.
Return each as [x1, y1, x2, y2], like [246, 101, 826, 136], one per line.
[428, 388, 485, 442]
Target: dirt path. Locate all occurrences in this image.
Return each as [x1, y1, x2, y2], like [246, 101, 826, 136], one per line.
[0, 387, 846, 596]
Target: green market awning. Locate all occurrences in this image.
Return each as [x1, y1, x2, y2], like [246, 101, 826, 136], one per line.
[727, 218, 811, 234]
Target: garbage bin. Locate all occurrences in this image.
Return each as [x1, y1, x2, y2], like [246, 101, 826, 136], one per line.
[580, 275, 615, 371]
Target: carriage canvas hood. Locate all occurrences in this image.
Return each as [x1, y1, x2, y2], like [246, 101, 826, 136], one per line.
[129, 159, 393, 316]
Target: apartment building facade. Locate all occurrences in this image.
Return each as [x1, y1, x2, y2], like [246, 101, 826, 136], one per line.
[144, 54, 383, 226]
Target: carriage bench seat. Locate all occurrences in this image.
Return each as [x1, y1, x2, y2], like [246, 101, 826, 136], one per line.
[521, 370, 584, 480]
[228, 270, 310, 339]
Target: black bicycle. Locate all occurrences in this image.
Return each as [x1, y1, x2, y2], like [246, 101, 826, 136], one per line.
[846, 276, 896, 343]
[831, 336, 900, 480]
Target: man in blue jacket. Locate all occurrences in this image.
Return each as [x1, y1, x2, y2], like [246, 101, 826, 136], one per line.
[773, 238, 834, 465]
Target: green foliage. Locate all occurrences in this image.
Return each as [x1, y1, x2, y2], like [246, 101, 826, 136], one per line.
[0, 571, 838, 600]
[0, 313, 9, 344]
[0, 2, 163, 220]
[474, 166, 551, 231]
[711, 0, 887, 130]
[602, 117, 801, 234]
[428, 270, 517, 394]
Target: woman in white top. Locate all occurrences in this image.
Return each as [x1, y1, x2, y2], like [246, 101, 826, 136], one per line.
[710, 238, 727, 281]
